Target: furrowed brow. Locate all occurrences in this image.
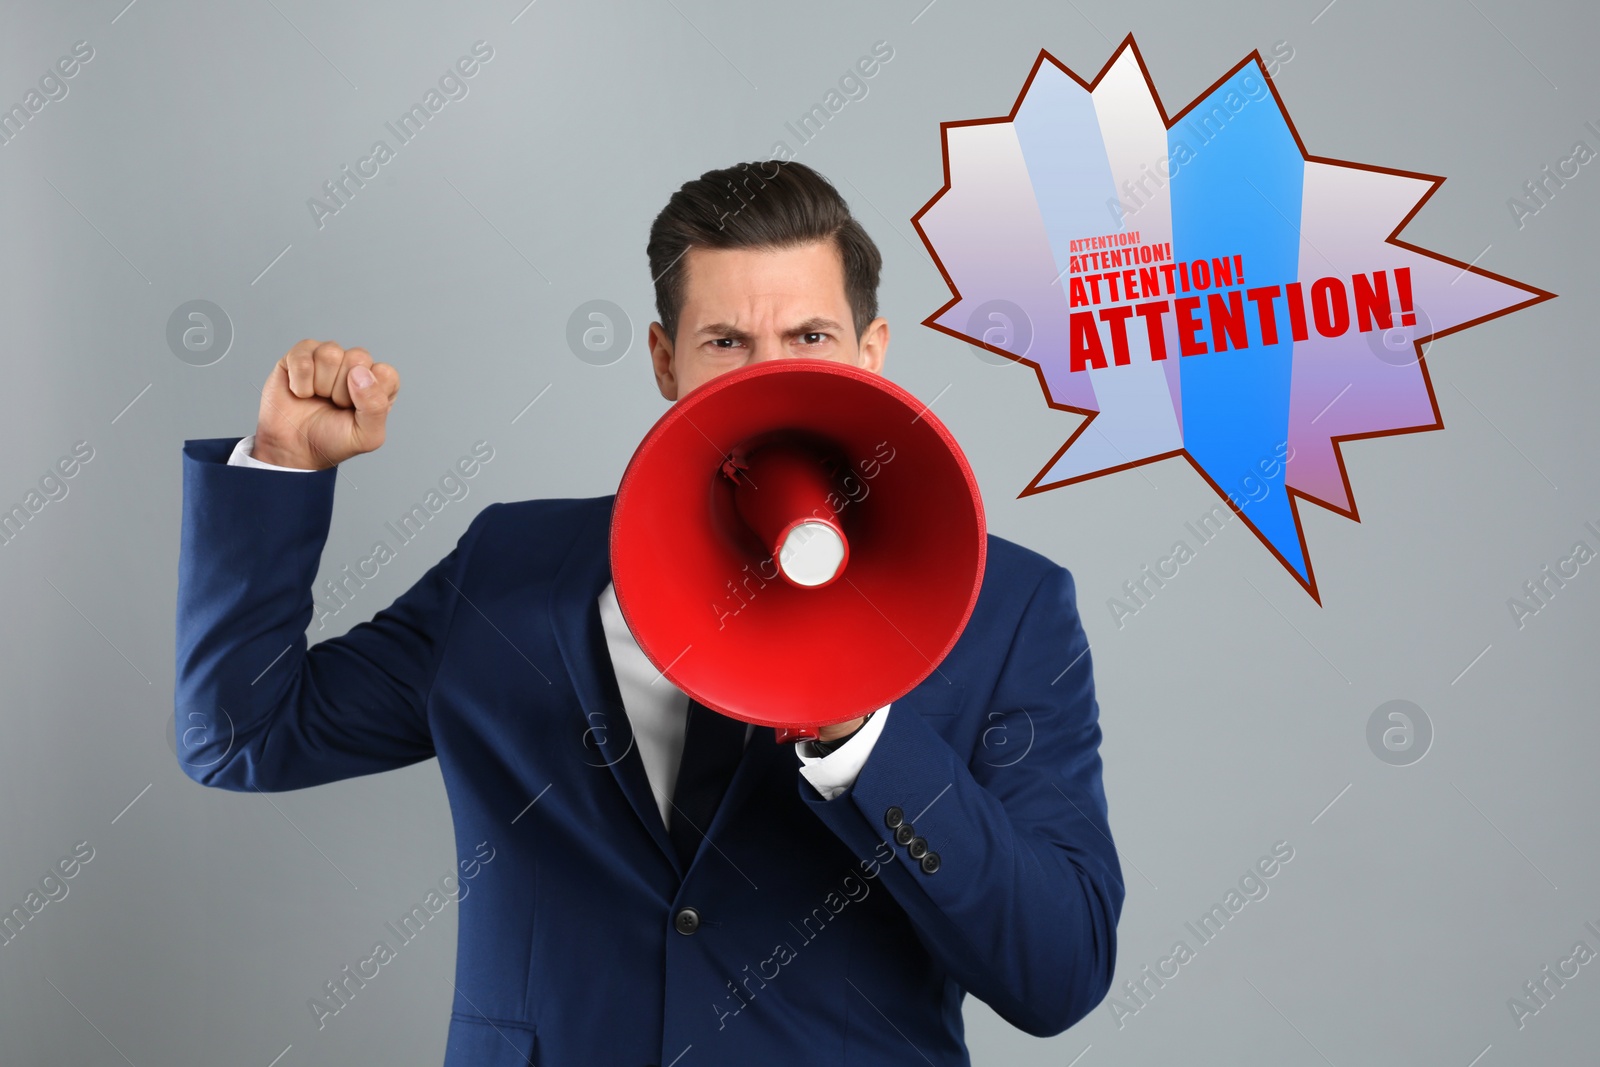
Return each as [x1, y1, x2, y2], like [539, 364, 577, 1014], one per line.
[697, 322, 752, 341]
[695, 317, 843, 341]
[782, 317, 844, 338]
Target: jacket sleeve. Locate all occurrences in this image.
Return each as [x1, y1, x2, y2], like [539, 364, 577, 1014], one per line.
[174, 437, 492, 792]
[800, 563, 1124, 1036]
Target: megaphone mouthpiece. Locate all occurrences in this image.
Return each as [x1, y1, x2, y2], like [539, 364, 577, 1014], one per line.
[723, 440, 851, 589]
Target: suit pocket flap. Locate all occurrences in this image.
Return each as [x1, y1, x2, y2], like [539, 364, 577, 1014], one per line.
[908, 679, 966, 717]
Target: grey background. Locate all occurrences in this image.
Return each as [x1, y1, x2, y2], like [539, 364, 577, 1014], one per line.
[1, 0, 1595, 1063]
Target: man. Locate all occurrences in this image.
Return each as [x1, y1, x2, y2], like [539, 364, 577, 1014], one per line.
[175, 160, 1123, 1066]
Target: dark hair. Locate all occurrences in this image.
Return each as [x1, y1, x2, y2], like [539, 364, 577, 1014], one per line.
[646, 160, 883, 343]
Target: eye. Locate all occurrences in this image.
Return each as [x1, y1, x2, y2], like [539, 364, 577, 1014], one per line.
[709, 338, 742, 350]
[800, 332, 829, 345]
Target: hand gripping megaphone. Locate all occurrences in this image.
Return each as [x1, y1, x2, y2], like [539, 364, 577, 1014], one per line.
[609, 359, 986, 743]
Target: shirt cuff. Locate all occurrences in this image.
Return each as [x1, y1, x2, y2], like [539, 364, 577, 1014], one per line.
[795, 705, 891, 800]
[228, 434, 316, 472]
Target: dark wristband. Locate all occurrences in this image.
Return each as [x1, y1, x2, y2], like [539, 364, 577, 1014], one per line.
[810, 712, 874, 757]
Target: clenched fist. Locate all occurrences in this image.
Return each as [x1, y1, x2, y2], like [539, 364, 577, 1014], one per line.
[251, 340, 399, 470]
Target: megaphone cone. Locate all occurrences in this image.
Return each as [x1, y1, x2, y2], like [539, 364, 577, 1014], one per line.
[610, 359, 985, 742]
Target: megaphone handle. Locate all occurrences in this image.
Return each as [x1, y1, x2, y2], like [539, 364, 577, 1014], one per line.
[774, 725, 820, 745]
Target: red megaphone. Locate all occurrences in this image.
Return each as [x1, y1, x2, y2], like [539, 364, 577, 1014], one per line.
[610, 359, 986, 743]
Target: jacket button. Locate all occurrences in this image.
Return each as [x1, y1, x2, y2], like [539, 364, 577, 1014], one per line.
[674, 907, 701, 935]
[893, 823, 915, 846]
[920, 851, 941, 874]
[884, 806, 905, 829]
[907, 836, 929, 860]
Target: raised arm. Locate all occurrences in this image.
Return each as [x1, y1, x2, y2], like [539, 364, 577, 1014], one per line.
[174, 340, 487, 791]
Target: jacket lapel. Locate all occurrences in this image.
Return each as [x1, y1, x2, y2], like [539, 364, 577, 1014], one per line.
[697, 725, 788, 871]
[547, 496, 682, 874]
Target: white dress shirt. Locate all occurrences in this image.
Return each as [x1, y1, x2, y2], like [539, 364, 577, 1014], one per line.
[225, 434, 887, 823]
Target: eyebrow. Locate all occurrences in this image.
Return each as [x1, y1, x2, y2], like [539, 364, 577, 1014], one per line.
[696, 316, 844, 341]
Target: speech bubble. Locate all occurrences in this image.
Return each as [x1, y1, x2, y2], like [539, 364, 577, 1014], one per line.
[914, 37, 1554, 602]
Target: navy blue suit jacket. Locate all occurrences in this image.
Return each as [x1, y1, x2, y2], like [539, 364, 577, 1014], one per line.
[175, 437, 1124, 1066]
